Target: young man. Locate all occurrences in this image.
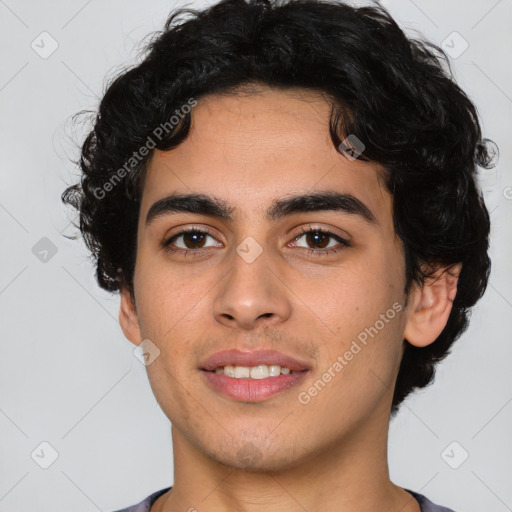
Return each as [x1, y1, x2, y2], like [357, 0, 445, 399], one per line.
[62, 1, 495, 510]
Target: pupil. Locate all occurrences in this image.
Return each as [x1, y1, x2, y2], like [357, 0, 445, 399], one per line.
[185, 231, 205, 248]
[307, 231, 328, 249]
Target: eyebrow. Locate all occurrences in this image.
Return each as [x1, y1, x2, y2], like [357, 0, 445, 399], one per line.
[145, 191, 377, 227]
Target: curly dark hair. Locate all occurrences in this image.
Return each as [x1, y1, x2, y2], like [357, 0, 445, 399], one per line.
[62, 0, 496, 414]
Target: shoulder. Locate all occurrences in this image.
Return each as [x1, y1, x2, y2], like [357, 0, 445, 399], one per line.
[111, 486, 172, 512]
[406, 489, 457, 512]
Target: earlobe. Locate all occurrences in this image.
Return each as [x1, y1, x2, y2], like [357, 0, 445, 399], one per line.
[403, 263, 462, 348]
[119, 285, 143, 346]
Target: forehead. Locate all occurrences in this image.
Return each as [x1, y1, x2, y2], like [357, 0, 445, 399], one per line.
[140, 86, 391, 225]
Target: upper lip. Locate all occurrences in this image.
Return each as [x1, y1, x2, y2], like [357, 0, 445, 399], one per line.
[200, 349, 311, 372]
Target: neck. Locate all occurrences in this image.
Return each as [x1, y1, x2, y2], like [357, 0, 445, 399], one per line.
[153, 407, 420, 512]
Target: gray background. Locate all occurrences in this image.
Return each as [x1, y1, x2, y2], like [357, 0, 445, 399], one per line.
[0, 0, 510, 510]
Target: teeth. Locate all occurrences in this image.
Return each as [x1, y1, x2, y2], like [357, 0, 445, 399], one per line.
[213, 364, 294, 379]
[234, 366, 250, 378]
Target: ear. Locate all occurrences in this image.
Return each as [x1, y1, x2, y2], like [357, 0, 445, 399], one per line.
[119, 284, 143, 346]
[403, 263, 462, 347]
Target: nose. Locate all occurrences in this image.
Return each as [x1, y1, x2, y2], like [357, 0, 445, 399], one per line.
[212, 244, 292, 331]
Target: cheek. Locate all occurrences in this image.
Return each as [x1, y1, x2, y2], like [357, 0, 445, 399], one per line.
[133, 259, 197, 338]
[314, 249, 404, 335]
[304, 243, 406, 382]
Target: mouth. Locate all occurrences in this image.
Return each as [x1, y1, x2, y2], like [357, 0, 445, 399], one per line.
[199, 350, 311, 402]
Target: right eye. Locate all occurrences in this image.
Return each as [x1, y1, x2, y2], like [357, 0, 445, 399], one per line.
[163, 227, 223, 255]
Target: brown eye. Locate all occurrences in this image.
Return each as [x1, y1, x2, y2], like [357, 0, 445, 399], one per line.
[291, 227, 350, 254]
[177, 231, 207, 249]
[163, 228, 222, 254]
[303, 230, 330, 249]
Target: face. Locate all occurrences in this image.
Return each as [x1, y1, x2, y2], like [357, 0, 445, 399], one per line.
[122, 86, 412, 471]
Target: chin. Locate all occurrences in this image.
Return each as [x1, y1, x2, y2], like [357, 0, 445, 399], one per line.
[204, 438, 307, 473]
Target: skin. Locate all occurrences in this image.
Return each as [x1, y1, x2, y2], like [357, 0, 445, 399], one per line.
[119, 85, 460, 512]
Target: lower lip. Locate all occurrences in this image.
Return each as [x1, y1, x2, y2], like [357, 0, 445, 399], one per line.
[201, 370, 309, 402]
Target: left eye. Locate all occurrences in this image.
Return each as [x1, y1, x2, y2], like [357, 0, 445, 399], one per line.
[290, 228, 350, 253]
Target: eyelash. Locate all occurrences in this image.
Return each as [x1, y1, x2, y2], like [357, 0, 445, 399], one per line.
[162, 225, 351, 257]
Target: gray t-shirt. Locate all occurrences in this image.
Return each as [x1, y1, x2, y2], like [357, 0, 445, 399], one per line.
[112, 487, 456, 511]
